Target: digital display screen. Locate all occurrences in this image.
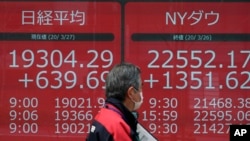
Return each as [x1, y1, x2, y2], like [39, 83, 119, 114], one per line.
[0, 1, 249, 141]
[0, 1, 121, 141]
[125, 2, 249, 141]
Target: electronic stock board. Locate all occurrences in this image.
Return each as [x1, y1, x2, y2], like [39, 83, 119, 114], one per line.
[0, 0, 249, 141]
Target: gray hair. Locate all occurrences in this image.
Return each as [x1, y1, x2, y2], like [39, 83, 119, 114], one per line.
[105, 63, 141, 101]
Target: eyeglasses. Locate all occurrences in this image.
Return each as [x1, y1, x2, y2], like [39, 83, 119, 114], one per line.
[133, 87, 139, 92]
[133, 82, 143, 92]
[133, 87, 143, 93]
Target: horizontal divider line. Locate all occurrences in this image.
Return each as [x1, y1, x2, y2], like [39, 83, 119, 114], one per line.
[0, 33, 114, 41]
[131, 33, 250, 42]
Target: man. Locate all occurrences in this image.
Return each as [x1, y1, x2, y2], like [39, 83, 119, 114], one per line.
[86, 62, 143, 141]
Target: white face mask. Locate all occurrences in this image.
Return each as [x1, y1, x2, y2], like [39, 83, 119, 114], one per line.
[132, 92, 143, 111]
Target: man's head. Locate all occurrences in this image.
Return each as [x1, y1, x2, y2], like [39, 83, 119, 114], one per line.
[105, 62, 143, 111]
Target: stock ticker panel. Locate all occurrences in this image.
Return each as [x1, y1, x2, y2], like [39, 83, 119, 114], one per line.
[0, 1, 250, 141]
[0, 1, 121, 141]
[124, 2, 250, 141]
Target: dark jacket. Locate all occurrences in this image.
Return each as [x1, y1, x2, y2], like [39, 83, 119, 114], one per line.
[86, 97, 139, 141]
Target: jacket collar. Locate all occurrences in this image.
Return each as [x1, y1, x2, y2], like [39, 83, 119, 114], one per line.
[105, 97, 138, 132]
